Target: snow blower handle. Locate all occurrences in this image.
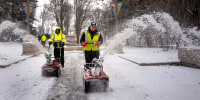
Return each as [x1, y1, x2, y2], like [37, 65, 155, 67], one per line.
[48, 41, 52, 51]
[48, 44, 50, 50]
[86, 41, 96, 44]
[92, 57, 103, 65]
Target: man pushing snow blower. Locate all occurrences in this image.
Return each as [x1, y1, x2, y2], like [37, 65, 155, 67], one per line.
[49, 27, 66, 68]
[80, 22, 109, 92]
[42, 27, 66, 77]
[80, 22, 103, 67]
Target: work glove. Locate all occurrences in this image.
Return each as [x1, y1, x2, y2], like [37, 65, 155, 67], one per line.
[53, 42, 57, 47]
[82, 42, 87, 47]
[61, 42, 65, 46]
[95, 42, 100, 46]
[49, 42, 52, 45]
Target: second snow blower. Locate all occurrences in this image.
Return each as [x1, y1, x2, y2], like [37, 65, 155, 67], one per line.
[41, 42, 62, 77]
[42, 53, 61, 77]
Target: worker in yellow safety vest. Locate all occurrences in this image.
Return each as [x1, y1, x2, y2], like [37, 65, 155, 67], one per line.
[49, 27, 66, 68]
[80, 22, 103, 68]
[41, 34, 47, 47]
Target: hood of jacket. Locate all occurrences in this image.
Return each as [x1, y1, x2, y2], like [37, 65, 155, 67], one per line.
[54, 27, 62, 34]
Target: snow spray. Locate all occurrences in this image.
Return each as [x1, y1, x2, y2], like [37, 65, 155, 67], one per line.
[101, 28, 137, 58]
[23, 35, 50, 55]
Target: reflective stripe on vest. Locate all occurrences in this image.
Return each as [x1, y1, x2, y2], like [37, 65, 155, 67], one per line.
[51, 34, 65, 48]
[84, 31, 100, 51]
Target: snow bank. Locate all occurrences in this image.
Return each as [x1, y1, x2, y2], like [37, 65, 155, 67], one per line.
[0, 42, 30, 66]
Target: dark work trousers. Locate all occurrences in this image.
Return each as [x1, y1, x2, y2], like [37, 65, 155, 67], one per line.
[54, 47, 64, 66]
[41, 41, 45, 47]
[85, 50, 99, 66]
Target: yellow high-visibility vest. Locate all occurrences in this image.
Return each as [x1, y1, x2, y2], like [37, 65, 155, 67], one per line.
[84, 31, 101, 51]
[41, 35, 47, 41]
[49, 27, 66, 48]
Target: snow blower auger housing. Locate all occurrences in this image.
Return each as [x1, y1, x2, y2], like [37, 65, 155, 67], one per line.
[42, 53, 61, 77]
[83, 57, 109, 93]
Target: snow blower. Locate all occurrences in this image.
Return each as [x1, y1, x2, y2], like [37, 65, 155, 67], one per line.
[41, 42, 61, 77]
[83, 57, 109, 93]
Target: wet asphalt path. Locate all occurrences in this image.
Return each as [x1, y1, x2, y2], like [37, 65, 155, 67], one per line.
[46, 52, 87, 100]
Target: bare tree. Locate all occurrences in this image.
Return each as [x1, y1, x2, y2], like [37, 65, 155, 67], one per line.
[40, 4, 49, 35]
[50, 0, 63, 29]
[92, 8, 105, 31]
[63, 1, 73, 35]
[49, 0, 72, 35]
[74, 0, 92, 44]
[37, 25, 43, 36]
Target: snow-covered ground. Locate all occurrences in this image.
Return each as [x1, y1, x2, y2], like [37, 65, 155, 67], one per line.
[90, 53, 200, 100]
[0, 54, 55, 100]
[1, 3, 200, 99]
[116, 47, 179, 63]
[0, 42, 30, 67]
[0, 43, 200, 100]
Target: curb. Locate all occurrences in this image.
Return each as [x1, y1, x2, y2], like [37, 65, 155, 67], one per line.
[0, 55, 35, 68]
[118, 56, 180, 66]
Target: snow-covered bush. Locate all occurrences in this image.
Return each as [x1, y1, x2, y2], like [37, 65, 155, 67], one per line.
[124, 12, 200, 49]
[0, 20, 26, 42]
[182, 27, 200, 46]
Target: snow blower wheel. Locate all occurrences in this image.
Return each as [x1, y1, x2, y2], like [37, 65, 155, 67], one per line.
[55, 68, 61, 77]
[84, 80, 90, 93]
[103, 79, 109, 92]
